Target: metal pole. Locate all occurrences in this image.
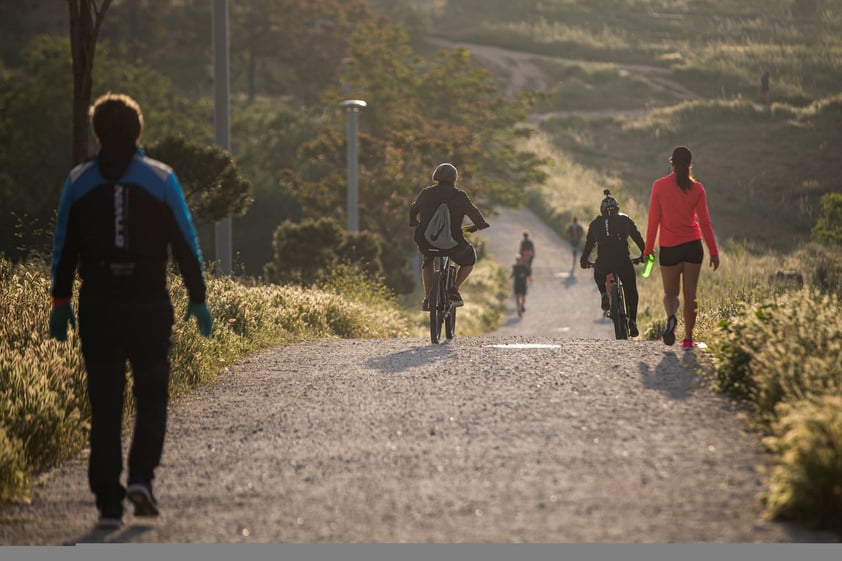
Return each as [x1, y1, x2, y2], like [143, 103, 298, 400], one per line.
[339, 100, 366, 232]
[346, 109, 358, 232]
[213, 0, 232, 275]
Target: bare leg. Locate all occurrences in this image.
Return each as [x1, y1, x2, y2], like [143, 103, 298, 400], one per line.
[422, 261, 433, 297]
[660, 263, 682, 318]
[454, 264, 473, 290]
[680, 262, 703, 341]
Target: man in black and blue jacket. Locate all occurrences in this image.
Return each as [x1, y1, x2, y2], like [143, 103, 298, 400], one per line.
[50, 93, 212, 529]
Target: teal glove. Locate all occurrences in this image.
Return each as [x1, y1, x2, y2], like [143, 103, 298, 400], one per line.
[184, 302, 213, 337]
[49, 304, 76, 341]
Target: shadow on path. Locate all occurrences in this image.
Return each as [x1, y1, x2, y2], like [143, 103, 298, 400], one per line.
[365, 342, 456, 374]
[69, 524, 154, 545]
[639, 350, 702, 400]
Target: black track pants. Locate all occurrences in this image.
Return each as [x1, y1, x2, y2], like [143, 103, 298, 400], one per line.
[78, 290, 173, 512]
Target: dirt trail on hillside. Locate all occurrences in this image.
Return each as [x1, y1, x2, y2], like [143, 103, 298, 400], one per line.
[426, 37, 700, 117]
[1, 207, 837, 544]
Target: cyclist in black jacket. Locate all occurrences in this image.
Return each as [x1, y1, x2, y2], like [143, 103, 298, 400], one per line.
[580, 190, 645, 337]
[49, 93, 212, 529]
[409, 163, 490, 310]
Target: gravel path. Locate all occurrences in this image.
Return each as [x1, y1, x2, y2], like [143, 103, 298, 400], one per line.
[478, 206, 616, 341]
[1, 208, 837, 544]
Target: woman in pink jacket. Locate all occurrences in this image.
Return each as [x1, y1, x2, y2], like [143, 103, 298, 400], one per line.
[644, 146, 720, 349]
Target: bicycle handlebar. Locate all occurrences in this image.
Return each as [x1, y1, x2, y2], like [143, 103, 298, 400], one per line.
[408, 223, 485, 233]
[584, 255, 645, 269]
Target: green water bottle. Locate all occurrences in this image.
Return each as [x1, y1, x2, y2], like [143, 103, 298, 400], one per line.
[641, 253, 655, 278]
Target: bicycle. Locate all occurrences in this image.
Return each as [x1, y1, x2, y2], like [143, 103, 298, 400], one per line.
[584, 256, 643, 340]
[427, 224, 479, 345]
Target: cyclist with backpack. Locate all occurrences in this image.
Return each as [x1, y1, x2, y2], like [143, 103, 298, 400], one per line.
[580, 190, 646, 337]
[409, 163, 490, 311]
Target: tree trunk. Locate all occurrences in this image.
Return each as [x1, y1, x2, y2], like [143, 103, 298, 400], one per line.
[68, 0, 113, 165]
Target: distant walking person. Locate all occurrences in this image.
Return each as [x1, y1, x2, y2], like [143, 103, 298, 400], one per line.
[519, 231, 535, 267]
[511, 254, 531, 317]
[644, 146, 719, 350]
[567, 217, 585, 268]
[761, 70, 770, 104]
[49, 93, 213, 529]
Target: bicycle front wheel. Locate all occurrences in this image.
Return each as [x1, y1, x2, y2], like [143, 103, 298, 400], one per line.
[429, 270, 444, 344]
[611, 281, 629, 340]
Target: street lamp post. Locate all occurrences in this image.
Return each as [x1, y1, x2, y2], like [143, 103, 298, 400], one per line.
[212, 0, 232, 275]
[339, 99, 366, 232]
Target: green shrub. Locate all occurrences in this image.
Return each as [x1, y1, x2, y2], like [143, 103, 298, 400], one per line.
[709, 289, 842, 427]
[795, 243, 842, 300]
[706, 289, 842, 529]
[0, 256, 413, 503]
[763, 395, 842, 533]
[812, 192, 842, 245]
[0, 427, 28, 503]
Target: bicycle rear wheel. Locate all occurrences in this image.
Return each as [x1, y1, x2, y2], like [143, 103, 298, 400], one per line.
[429, 270, 444, 344]
[611, 281, 629, 340]
[445, 268, 457, 340]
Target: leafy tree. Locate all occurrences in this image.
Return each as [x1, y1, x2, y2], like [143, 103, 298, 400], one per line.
[280, 21, 547, 292]
[812, 193, 842, 244]
[146, 135, 253, 227]
[228, 0, 372, 103]
[100, 0, 376, 105]
[300, 22, 546, 216]
[0, 35, 211, 260]
[229, 101, 329, 275]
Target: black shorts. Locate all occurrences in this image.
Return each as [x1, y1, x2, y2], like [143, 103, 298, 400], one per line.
[659, 239, 703, 267]
[421, 242, 477, 267]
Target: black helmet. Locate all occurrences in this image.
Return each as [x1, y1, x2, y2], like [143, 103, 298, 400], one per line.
[432, 162, 458, 184]
[600, 189, 619, 216]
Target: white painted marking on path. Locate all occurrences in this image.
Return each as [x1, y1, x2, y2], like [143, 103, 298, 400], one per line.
[485, 343, 562, 349]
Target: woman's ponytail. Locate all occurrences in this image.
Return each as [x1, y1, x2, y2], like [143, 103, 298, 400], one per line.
[670, 146, 694, 192]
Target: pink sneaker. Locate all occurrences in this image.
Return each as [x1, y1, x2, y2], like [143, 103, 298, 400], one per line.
[681, 338, 693, 350]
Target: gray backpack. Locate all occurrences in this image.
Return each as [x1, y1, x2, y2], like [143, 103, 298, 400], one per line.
[424, 196, 459, 250]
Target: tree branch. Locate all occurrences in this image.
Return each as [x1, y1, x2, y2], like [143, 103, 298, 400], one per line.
[92, 0, 113, 38]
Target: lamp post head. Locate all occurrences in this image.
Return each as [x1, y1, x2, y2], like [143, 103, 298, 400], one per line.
[339, 99, 367, 111]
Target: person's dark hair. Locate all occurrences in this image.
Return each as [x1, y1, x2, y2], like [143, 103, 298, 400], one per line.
[432, 162, 458, 184]
[670, 146, 695, 192]
[89, 93, 143, 150]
